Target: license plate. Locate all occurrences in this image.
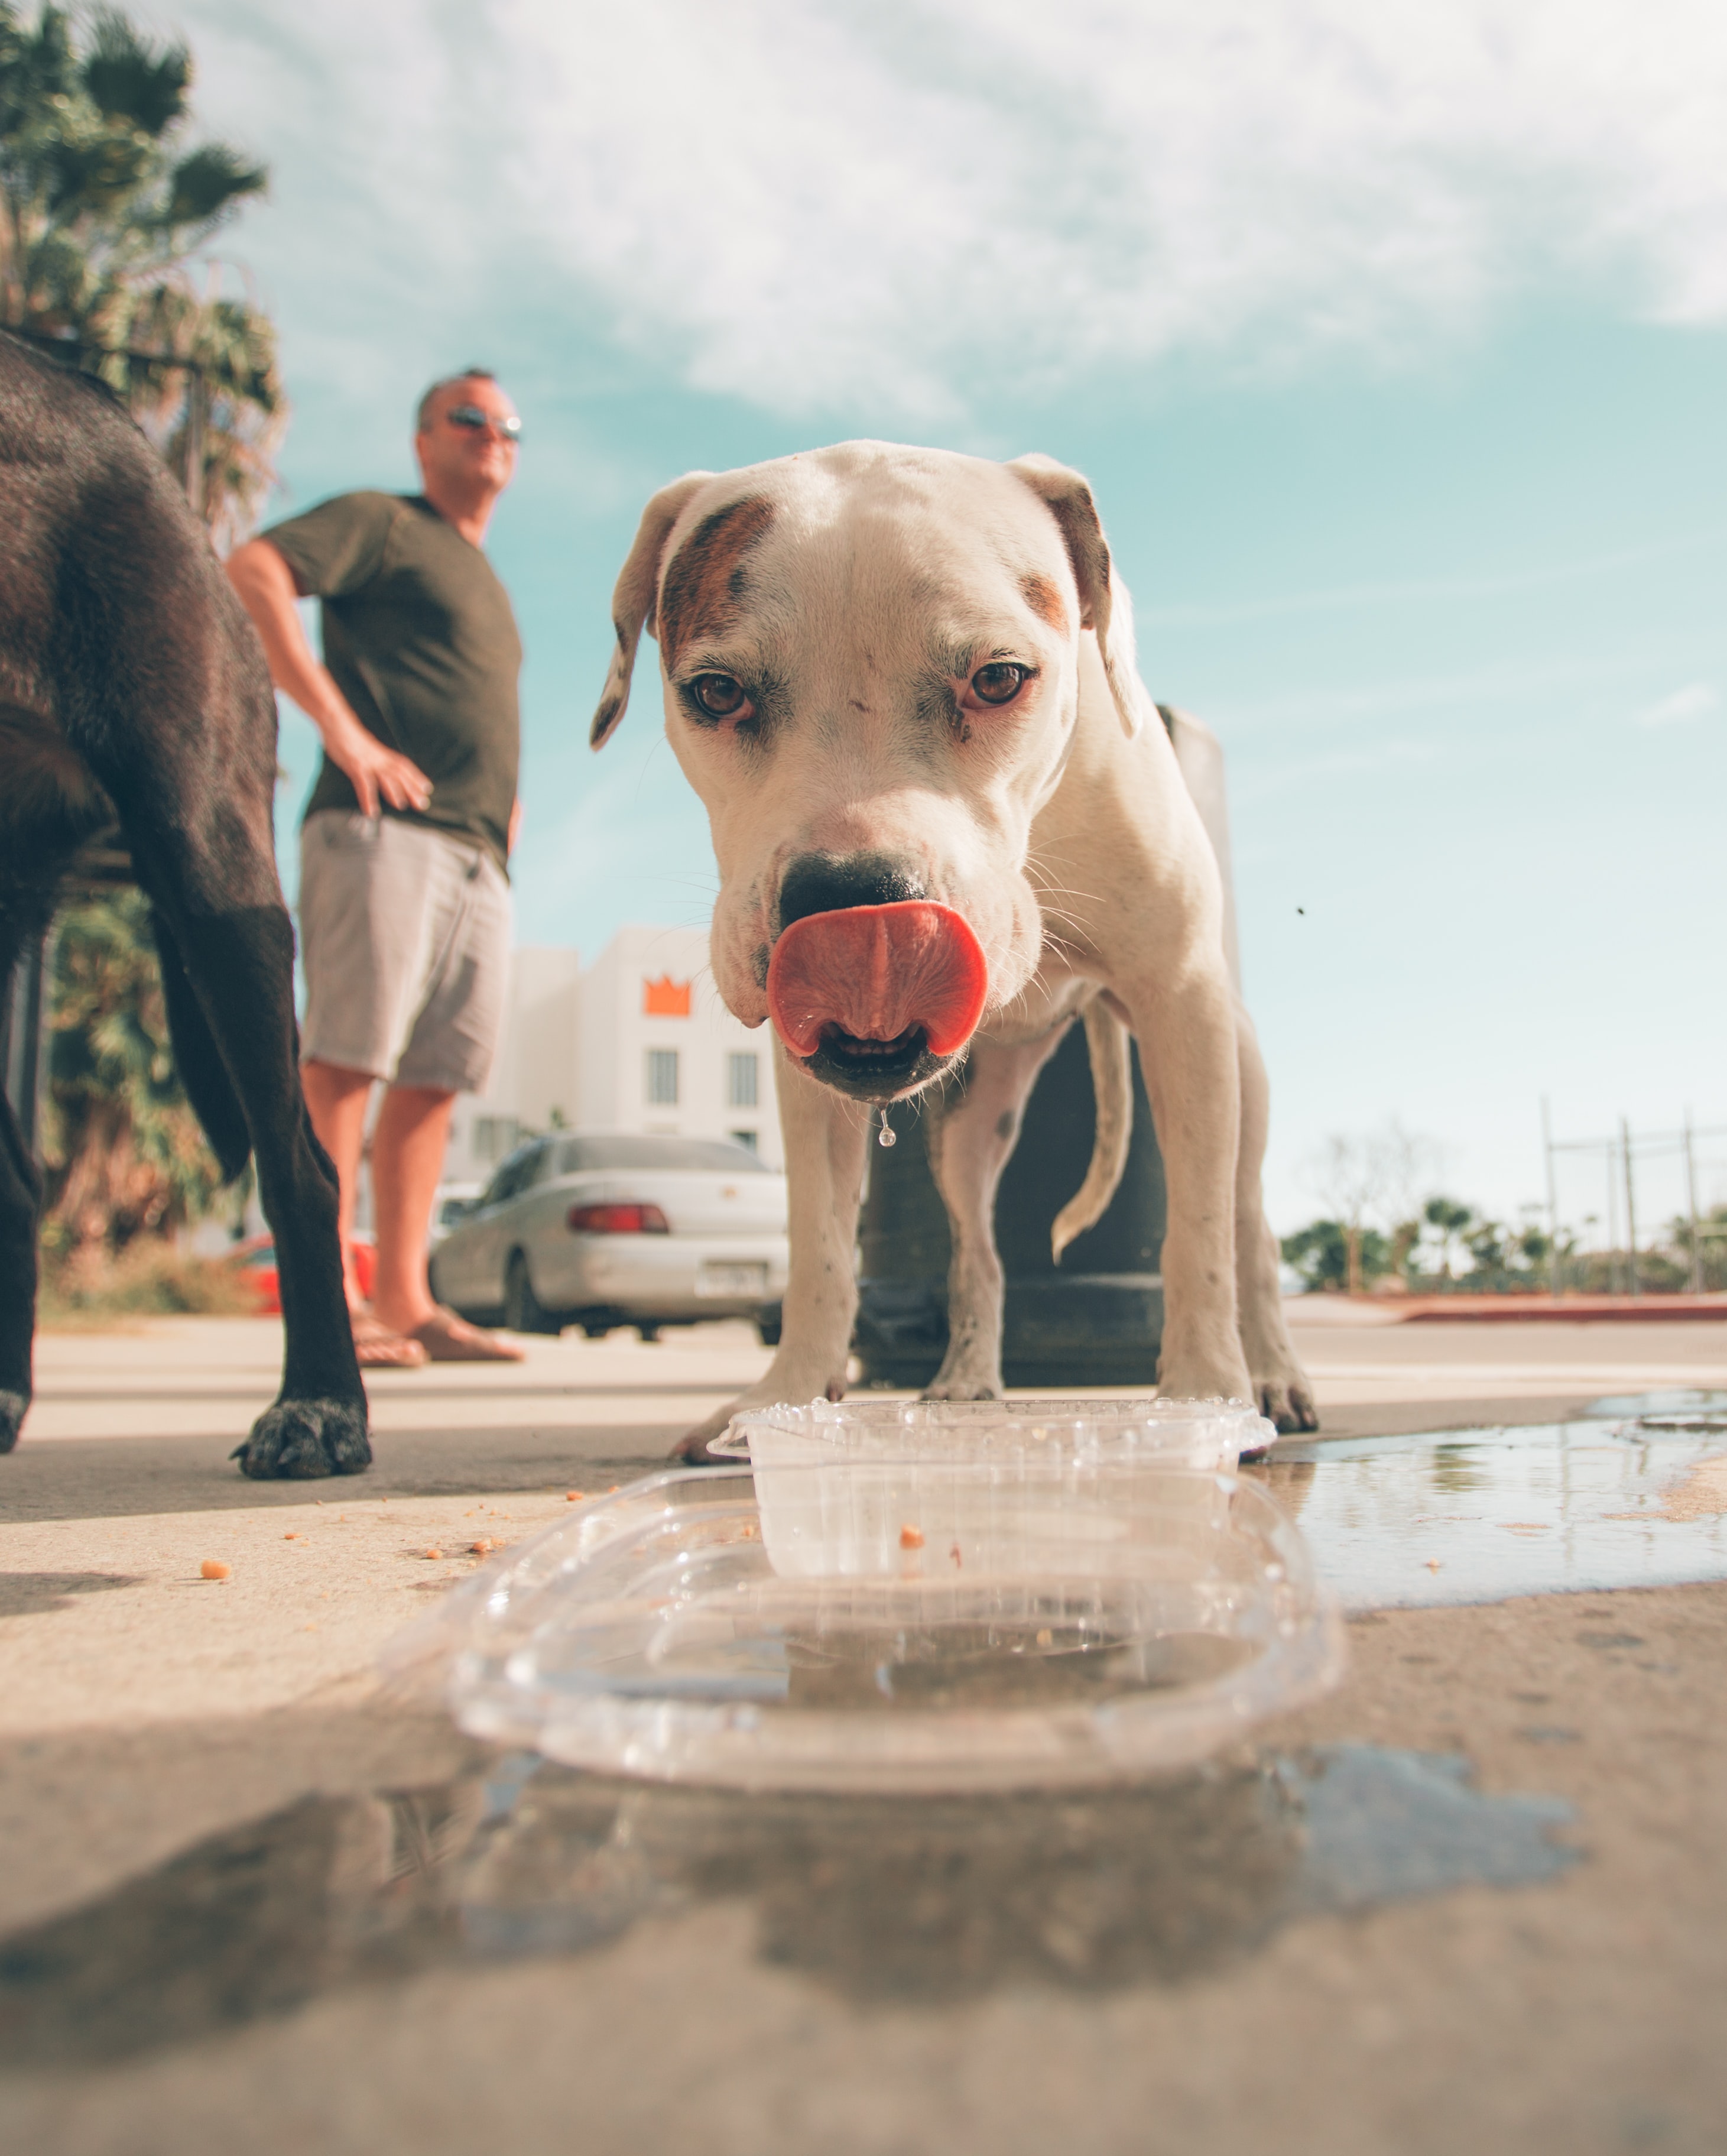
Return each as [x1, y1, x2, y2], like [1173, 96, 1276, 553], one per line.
[697, 1261, 768, 1296]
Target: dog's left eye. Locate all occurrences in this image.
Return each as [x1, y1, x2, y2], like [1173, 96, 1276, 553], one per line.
[970, 663, 1027, 706]
[687, 673, 753, 722]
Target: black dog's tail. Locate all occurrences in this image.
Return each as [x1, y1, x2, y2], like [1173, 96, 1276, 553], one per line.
[150, 910, 252, 1182]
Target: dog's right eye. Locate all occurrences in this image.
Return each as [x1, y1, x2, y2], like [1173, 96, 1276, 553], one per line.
[687, 673, 753, 722]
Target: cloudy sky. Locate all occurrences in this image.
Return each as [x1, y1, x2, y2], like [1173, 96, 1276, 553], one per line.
[151, 0, 1726, 1235]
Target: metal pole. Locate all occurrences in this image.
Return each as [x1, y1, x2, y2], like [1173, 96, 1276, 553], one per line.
[1621, 1116, 1639, 1297]
[1605, 1142, 1619, 1294]
[1541, 1095, 1562, 1297]
[1684, 1109, 1704, 1295]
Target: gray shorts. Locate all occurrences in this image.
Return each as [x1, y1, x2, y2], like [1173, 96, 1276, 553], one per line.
[297, 811, 511, 1094]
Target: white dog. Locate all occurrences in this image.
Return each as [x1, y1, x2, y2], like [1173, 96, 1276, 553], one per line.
[590, 443, 1316, 1454]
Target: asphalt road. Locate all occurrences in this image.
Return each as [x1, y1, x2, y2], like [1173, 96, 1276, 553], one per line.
[1, 1311, 1724, 2155]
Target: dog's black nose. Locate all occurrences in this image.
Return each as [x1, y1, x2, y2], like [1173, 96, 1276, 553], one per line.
[777, 852, 927, 931]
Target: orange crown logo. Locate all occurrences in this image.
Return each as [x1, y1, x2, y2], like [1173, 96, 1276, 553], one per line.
[642, 975, 692, 1017]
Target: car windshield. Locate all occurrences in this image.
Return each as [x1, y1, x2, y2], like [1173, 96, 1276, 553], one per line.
[479, 1143, 545, 1207]
[555, 1135, 772, 1175]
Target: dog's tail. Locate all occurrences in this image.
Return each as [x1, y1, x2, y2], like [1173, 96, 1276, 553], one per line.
[1051, 997, 1132, 1265]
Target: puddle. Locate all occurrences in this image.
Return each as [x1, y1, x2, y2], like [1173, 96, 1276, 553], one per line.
[0, 1742, 1575, 2060]
[1267, 1395, 1727, 1609]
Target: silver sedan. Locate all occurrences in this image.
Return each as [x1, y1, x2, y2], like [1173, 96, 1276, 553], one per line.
[428, 1132, 788, 1340]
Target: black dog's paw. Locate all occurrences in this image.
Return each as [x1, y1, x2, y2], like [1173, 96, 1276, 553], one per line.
[232, 1397, 372, 1480]
[0, 1390, 27, 1455]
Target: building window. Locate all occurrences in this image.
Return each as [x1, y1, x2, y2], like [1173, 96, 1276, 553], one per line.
[645, 1048, 680, 1106]
[726, 1051, 759, 1108]
[728, 1128, 759, 1153]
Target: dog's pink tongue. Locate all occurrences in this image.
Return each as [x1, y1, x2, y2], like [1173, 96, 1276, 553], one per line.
[767, 902, 988, 1059]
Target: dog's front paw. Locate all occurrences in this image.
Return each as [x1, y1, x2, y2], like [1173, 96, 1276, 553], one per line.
[0, 1390, 27, 1455]
[670, 1366, 847, 1466]
[920, 1374, 1002, 1403]
[1254, 1373, 1320, 1436]
[232, 1397, 372, 1479]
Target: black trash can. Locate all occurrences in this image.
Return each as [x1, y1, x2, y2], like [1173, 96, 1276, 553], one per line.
[853, 1019, 1166, 1388]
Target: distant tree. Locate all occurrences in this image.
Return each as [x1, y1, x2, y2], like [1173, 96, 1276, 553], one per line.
[1306, 1122, 1437, 1295]
[1421, 1195, 1473, 1282]
[1281, 1218, 1391, 1295]
[0, 2, 284, 543]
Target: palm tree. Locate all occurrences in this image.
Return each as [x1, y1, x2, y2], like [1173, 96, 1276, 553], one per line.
[0, 3, 285, 543]
[2, 8, 285, 1257]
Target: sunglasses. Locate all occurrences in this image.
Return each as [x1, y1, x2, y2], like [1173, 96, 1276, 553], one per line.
[446, 404, 522, 442]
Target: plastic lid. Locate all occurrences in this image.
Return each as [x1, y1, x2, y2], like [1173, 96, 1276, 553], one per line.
[421, 1453, 1342, 1794]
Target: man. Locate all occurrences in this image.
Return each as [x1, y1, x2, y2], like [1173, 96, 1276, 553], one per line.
[228, 369, 527, 1364]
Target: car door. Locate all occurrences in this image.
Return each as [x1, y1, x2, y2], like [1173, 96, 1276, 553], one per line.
[437, 1145, 535, 1310]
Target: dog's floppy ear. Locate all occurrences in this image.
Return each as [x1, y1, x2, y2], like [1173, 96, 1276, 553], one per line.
[591, 471, 713, 749]
[1005, 454, 1147, 740]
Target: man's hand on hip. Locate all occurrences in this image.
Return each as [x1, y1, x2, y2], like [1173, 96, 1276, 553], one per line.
[227, 537, 433, 819]
[324, 715, 433, 819]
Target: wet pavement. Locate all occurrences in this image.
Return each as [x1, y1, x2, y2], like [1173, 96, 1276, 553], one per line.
[1, 1318, 1725, 2152]
[0, 1744, 1577, 2064]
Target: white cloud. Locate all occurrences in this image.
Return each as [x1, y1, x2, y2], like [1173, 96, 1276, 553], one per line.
[1632, 681, 1720, 728]
[164, 0, 1727, 417]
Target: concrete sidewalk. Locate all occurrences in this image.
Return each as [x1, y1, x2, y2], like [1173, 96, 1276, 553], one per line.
[2, 1311, 1725, 2154]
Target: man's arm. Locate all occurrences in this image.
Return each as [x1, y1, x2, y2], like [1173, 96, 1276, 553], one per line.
[226, 539, 432, 818]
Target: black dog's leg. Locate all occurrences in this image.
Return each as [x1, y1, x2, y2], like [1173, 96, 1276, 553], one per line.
[150, 910, 253, 1183]
[0, 901, 51, 1453]
[162, 903, 369, 1478]
[0, 1073, 42, 1454]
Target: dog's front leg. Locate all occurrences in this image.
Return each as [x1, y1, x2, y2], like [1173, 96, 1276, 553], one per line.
[671, 1045, 871, 1461]
[923, 1029, 1069, 1400]
[1123, 971, 1255, 1404]
[1234, 1000, 1318, 1432]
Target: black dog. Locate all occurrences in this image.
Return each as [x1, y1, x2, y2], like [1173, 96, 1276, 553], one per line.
[0, 333, 368, 1477]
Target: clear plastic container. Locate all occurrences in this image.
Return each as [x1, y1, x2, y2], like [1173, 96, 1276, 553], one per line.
[718, 1394, 1277, 1476]
[424, 1448, 1341, 1794]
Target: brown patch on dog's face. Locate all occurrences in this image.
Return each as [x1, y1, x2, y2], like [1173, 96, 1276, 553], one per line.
[658, 495, 775, 663]
[1020, 573, 1069, 633]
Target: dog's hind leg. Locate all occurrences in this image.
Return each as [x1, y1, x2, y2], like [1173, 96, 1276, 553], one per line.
[923, 1025, 1070, 1400]
[1234, 1001, 1317, 1433]
[0, 1025, 44, 1452]
[151, 894, 369, 1478]
[150, 910, 252, 1182]
[0, 897, 53, 1453]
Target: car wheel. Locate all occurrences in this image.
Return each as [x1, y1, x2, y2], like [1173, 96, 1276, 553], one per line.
[755, 1302, 783, 1347]
[635, 1322, 662, 1343]
[504, 1250, 559, 1336]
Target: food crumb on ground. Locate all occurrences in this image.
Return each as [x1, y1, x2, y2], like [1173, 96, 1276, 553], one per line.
[199, 1560, 230, 1580]
[900, 1525, 925, 1549]
[566, 1491, 583, 1501]
[1425, 1558, 1443, 1571]
[421, 1547, 444, 1560]
[469, 1538, 494, 1555]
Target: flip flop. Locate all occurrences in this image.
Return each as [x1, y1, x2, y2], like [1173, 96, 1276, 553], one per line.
[407, 1305, 527, 1363]
[352, 1309, 430, 1369]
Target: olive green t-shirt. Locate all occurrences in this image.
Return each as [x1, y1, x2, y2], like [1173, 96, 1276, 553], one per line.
[263, 491, 521, 871]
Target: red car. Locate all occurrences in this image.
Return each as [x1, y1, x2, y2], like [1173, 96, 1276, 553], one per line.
[232, 1234, 374, 1315]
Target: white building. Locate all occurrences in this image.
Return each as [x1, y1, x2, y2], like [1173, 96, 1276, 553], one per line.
[444, 924, 784, 1189]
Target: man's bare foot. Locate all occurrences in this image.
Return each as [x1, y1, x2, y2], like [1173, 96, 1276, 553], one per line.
[407, 1306, 527, 1363]
[351, 1309, 428, 1369]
